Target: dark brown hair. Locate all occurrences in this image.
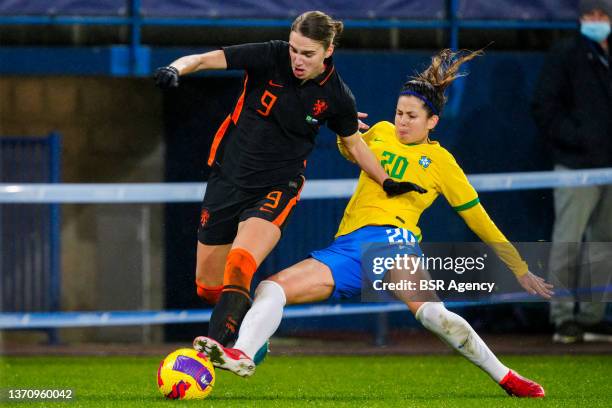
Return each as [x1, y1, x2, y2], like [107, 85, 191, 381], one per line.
[291, 11, 343, 49]
[401, 49, 484, 116]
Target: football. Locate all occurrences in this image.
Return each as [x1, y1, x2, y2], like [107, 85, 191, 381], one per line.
[157, 348, 216, 399]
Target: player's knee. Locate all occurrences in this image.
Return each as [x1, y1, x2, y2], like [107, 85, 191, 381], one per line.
[254, 280, 287, 306]
[267, 271, 286, 285]
[266, 272, 294, 295]
[195, 281, 223, 305]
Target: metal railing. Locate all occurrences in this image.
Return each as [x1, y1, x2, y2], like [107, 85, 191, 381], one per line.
[0, 133, 61, 314]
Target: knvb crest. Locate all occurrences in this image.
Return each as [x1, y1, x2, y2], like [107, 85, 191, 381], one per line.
[200, 208, 210, 227]
[312, 99, 328, 116]
[419, 156, 432, 169]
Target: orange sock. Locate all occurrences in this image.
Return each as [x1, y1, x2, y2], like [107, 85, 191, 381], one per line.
[222, 248, 258, 297]
[196, 282, 223, 305]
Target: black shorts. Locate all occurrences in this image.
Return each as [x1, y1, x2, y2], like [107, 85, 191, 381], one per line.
[197, 170, 306, 245]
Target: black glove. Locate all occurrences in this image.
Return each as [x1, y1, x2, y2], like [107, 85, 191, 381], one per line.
[382, 178, 427, 196]
[154, 66, 180, 89]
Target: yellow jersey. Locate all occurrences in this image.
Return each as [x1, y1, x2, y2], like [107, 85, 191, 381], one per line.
[336, 121, 528, 277]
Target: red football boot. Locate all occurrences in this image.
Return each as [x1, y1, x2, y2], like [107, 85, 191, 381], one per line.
[193, 336, 255, 377]
[499, 370, 545, 398]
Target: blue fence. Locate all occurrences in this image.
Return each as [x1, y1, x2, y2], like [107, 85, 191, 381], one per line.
[1, 168, 611, 333]
[0, 0, 580, 19]
[0, 133, 61, 314]
[0, 0, 579, 76]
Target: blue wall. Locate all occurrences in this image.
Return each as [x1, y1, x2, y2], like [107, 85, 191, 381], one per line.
[0, 0, 579, 20]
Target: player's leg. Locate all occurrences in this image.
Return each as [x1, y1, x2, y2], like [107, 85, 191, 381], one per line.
[413, 301, 512, 386]
[195, 170, 243, 306]
[207, 176, 305, 346]
[195, 242, 231, 305]
[385, 265, 544, 397]
[548, 168, 599, 342]
[197, 231, 362, 376]
[234, 258, 336, 354]
[196, 169, 254, 345]
[579, 184, 612, 341]
[196, 258, 335, 376]
[207, 218, 281, 346]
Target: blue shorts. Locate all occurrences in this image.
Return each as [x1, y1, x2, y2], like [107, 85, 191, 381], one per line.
[310, 226, 422, 300]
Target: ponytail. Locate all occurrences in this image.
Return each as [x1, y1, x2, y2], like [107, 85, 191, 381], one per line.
[401, 49, 484, 116]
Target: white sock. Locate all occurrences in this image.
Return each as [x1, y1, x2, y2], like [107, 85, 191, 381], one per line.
[234, 280, 286, 359]
[415, 302, 510, 383]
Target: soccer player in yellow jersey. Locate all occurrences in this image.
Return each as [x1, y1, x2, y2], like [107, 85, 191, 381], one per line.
[194, 49, 553, 398]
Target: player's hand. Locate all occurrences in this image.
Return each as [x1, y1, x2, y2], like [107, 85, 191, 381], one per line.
[517, 271, 554, 299]
[154, 66, 180, 89]
[357, 112, 370, 131]
[383, 178, 427, 196]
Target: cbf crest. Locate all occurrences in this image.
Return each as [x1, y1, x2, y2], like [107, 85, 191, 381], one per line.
[419, 156, 432, 169]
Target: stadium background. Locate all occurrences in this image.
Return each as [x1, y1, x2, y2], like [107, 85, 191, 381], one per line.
[0, 0, 608, 348]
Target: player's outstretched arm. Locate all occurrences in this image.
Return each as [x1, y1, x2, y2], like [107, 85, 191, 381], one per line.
[458, 205, 553, 299]
[439, 153, 552, 297]
[154, 50, 228, 89]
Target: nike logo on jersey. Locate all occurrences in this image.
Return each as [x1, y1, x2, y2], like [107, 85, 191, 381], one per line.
[373, 138, 384, 142]
[268, 80, 284, 88]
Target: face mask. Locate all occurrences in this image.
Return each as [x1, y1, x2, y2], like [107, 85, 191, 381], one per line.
[580, 21, 611, 42]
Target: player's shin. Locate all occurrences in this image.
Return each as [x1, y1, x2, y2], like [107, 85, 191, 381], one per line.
[208, 290, 252, 345]
[234, 280, 287, 358]
[415, 302, 509, 382]
[208, 248, 258, 345]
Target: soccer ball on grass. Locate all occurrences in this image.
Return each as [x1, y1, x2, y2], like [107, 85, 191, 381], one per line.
[157, 348, 215, 399]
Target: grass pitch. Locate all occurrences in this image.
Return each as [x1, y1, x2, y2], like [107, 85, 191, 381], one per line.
[1, 354, 610, 407]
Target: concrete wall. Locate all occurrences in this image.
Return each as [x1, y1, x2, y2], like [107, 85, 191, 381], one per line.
[0, 77, 165, 343]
